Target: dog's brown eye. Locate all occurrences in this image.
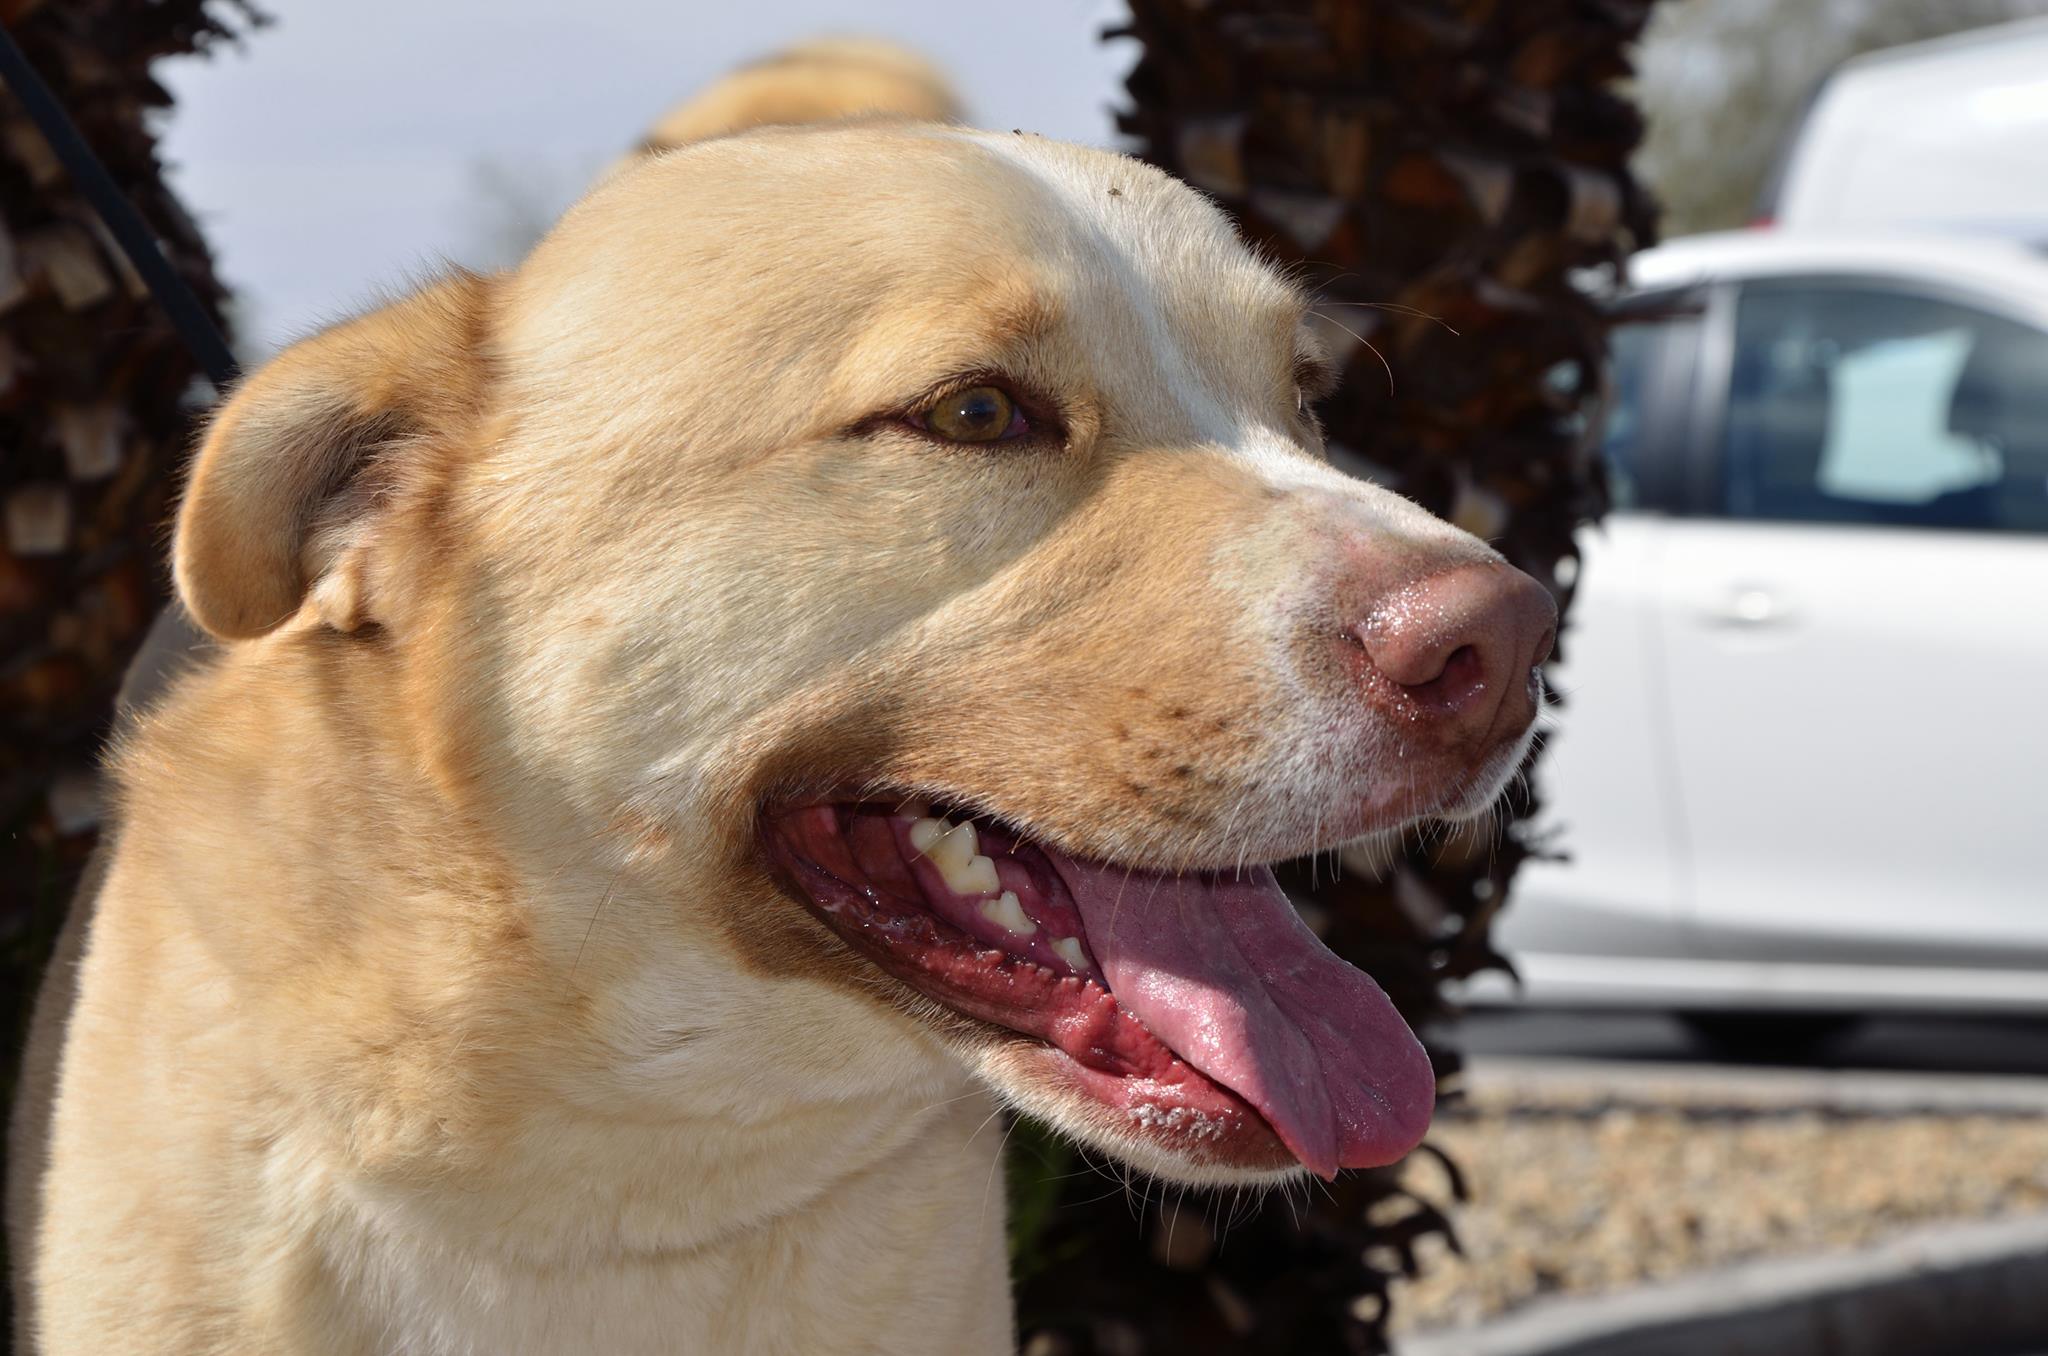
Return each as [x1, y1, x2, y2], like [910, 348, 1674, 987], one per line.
[923, 386, 1023, 443]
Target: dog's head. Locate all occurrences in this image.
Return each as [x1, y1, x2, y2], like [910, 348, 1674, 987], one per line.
[173, 125, 1554, 1187]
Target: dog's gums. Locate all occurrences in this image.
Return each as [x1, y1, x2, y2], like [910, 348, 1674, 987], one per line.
[763, 802, 1436, 1179]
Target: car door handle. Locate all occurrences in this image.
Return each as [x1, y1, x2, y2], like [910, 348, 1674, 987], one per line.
[1704, 587, 1792, 627]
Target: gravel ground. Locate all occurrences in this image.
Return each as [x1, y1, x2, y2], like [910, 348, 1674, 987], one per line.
[1384, 1082, 2048, 1337]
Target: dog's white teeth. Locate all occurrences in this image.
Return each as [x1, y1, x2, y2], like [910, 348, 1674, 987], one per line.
[908, 817, 1000, 895]
[955, 854, 1001, 896]
[1051, 936, 1089, 971]
[977, 890, 1036, 937]
[908, 816, 956, 857]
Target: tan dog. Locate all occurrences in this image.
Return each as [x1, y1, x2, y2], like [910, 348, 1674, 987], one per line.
[11, 44, 1554, 1356]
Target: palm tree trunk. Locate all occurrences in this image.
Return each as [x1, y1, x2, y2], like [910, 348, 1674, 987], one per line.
[0, 4, 255, 1329]
[1012, 3, 1660, 1351]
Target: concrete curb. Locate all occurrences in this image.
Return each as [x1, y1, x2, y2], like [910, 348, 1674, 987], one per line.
[1397, 1210, 2048, 1356]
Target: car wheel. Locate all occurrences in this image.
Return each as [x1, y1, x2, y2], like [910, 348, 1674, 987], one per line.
[1676, 1012, 1863, 1061]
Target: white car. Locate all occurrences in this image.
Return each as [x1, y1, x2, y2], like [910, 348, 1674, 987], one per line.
[1764, 17, 2048, 236]
[1466, 230, 2048, 1048]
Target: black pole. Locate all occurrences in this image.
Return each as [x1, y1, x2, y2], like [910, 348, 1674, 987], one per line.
[0, 21, 240, 389]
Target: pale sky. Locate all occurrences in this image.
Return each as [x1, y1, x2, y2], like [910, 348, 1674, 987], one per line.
[155, 1, 1137, 358]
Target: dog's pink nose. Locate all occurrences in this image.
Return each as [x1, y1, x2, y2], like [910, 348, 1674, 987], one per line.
[1355, 563, 1557, 732]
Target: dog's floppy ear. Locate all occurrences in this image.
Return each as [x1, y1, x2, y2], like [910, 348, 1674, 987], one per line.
[172, 273, 492, 641]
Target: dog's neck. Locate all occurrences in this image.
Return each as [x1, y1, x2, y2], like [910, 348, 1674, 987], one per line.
[105, 631, 1018, 1352]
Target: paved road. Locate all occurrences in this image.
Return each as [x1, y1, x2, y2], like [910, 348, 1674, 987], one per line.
[1448, 1009, 2048, 1075]
[1438, 1010, 2048, 1113]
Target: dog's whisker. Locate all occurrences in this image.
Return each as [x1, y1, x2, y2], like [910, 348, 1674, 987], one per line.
[906, 1087, 998, 1119]
[1314, 298, 1460, 335]
[978, 1115, 1020, 1234]
[1311, 310, 1397, 396]
[962, 1104, 1009, 1151]
[570, 864, 626, 980]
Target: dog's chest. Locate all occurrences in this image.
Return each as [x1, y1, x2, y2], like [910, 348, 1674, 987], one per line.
[310, 1102, 1018, 1356]
[329, 1206, 1012, 1356]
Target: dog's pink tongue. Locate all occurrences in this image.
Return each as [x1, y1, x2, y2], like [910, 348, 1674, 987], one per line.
[1065, 864, 1435, 1178]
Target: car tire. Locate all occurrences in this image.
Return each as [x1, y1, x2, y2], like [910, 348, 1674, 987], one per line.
[1676, 1011, 1864, 1061]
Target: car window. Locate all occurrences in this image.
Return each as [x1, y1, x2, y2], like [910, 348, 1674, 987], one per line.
[1722, 283, 2048, 532]
[1600, 322, 1655, 511]
[1596, 298, 1703, 514]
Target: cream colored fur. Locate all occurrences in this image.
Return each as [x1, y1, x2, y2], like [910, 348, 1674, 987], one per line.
[11, 47, 1519, 1356]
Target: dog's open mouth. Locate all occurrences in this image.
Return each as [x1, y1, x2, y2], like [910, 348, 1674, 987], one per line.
[763, 800, 1435, 1178]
